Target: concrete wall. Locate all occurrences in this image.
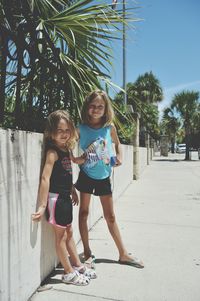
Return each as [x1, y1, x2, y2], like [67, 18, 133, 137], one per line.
[0, 129, 139, 301]
[0, 129, 48, 301]
[139, 147, 150, 177]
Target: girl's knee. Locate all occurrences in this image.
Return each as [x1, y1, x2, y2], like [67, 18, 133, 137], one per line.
[55, 231, 67, 247]
[66, 226, 73, 239]
[79, 209, 89, 220]
[105, 213, 116, 224]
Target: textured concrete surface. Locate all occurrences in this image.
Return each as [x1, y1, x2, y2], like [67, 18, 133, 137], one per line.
[29, 152, 200, 301]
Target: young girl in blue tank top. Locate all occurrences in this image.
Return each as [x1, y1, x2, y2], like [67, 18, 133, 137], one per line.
[32, 110, 96, 286]
[71, 90, 144, 269]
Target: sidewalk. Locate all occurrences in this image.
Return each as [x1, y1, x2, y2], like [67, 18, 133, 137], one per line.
[29, 152, 200, 301]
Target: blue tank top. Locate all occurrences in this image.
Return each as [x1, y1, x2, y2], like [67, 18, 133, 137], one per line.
[78, 124, 114, 179]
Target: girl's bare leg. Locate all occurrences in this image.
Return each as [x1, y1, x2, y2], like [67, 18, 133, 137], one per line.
[79, 192, 92, 259]
[65, 226, 82, 267]
[53, 225, 74, 274]
[100, 194, 136, 262]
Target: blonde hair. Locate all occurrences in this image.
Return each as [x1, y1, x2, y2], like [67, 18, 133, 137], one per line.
[44, 110, 77, 150]
[81, 90, 114, 126]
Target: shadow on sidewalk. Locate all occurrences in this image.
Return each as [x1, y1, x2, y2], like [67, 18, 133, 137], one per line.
[38, 255, 143, 288]
[153, 159, 182, 162]
[38, 259, 119, 288]
[95, 258, 119, 265]
[154, 158, 199, 162]
[40, 266, 64, 285]
[95, 258, 144, 268]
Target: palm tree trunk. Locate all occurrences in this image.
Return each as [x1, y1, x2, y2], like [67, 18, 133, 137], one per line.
[171, 136, 175, 153]
[185, 126, 190, 160]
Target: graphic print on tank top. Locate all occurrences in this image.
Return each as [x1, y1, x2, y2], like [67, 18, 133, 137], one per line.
[83, 137, 110, 168]
[61, 156, 72, 174]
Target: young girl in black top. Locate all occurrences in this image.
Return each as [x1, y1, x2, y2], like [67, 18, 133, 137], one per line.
[32, 110, 96, 285]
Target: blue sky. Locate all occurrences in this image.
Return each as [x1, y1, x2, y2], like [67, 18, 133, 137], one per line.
[109, 0, 200, 117]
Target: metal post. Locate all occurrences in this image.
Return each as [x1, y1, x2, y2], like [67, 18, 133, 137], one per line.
[147, 132, 150, 165]
[147, 96, 150, 165]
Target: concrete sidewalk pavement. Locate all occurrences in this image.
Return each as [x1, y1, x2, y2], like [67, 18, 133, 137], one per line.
[29, 153, 200, 301]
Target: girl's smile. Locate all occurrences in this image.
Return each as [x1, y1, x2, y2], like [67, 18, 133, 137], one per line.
[53, 119, 71, 147]
[88, 97, 105, 120]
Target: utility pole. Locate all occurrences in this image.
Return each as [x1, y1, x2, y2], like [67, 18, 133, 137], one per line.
[122, 0, 127, 106]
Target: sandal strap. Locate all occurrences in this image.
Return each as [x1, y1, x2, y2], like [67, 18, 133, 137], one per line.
[73, 265, 85, 273]
[84, 256, 96, 269]
[62, 270, 90, 285]
[73, 273, 89, 285]
[62, 270, 78, 282]
[83, 267, 97, 279]
[73, 265, 97, 279]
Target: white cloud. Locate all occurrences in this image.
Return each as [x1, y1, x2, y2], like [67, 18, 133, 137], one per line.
[164, 80, 200, 94]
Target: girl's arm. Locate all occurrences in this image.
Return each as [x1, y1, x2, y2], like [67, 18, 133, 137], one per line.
[32, 150, 57, 221]
[70, 151, 86, 165]
[111, 125, 122, 166]
[69, 127, 86, 165]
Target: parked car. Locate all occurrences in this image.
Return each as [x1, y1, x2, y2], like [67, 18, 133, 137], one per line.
[176, 143, 186, 153]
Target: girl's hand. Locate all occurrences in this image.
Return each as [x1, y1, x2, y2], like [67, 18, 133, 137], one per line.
[32, 206, 46, 222]
[115, 156, 122, 167]
[72, 156, 86, 165]
[70, 151, 86, 165]
[71, 186, 79, 205]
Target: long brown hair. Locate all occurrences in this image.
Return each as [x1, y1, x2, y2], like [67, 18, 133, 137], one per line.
[81, 90, 114, 126]
[44, 110, 77, 150]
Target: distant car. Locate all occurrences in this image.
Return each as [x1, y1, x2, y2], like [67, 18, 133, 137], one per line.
[176, 143, 186, 153]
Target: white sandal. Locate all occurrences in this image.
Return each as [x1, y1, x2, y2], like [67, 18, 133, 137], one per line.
[73, 265, 97, 279]
[84, 255, 96, 269]
[118, 257, 144, 268]
[62, 270, 90, 286]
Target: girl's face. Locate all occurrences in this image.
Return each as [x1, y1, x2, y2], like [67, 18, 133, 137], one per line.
[88, 96, 105, 121]
[52, 118, 71, 148]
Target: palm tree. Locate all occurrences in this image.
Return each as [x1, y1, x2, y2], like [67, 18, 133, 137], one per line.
[171, 90, 200, 160]
[106, 90, 134, 144]
[190, 104, 200, 150]
[161, 107, 180, 153]
[112, 73, 162, 146]
[126, 72, 163, 147]
[132, 71, 163, 161]
[0, 0, 137, 131]
[127, 72, 163, 125]
[133, 71, 163, 103]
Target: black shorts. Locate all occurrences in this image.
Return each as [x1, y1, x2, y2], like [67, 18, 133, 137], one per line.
[46, 192, 72, 228]
[75, 170, 112, 196]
